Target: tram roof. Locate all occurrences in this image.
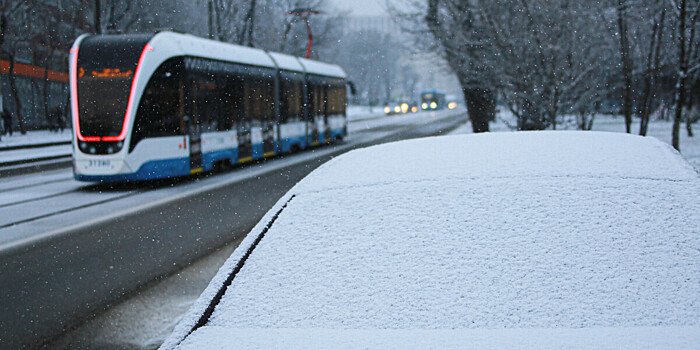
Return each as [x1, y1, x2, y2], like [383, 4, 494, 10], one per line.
[152, 31, 346, 79]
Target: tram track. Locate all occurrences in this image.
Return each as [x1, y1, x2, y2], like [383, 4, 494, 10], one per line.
[0, 190, 141, 229]
[0, 116, 433, 225]
[0, 156, 72, 178]
[0, 143, 352, 228]
[0, 176, 73, 193]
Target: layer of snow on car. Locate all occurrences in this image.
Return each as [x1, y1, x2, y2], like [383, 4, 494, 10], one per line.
[163, 131, 700, 349]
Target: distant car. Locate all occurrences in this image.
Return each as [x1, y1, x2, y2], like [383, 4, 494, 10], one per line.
[163, 131, 700, 349]
[384, 100, 416, 115]
[446, 94, 458, 109]
[383, 101, 401, 115]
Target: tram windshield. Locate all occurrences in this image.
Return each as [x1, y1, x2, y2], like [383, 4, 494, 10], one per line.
[76, 35, 151, 138]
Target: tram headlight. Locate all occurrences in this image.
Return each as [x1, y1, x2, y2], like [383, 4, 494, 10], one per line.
[430, 102, 438, 109]
[384, 106, 391, 114]
[421, 103, 428, 109]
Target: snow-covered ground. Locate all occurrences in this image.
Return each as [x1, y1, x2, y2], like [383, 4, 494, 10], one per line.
[0, 144, 71, 164]
[0, 129, 71, 149]
[166, 131, 700, 349]
[346, 105, 388, 122]
[449, 111, 700, 170]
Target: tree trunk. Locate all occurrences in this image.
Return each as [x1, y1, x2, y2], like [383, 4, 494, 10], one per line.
[7, 58, 25, 134]
[94, 0, 101, 33]
[639, 6, 665, 136]
[673, 0, 688, 151]
[587, 114, 596, 130]
[687, 114, 694, 136]
[245, 0, 257, 47]
[463, 87, 494, 133]
[208, 0, 214, 39]
[214, 0, 222, 41]
[617, 0, 633, 133]
[42, 48, 54, 128]
[239, 0, 257, 47]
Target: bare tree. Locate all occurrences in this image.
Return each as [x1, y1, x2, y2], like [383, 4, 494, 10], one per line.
[638, 1, 668, 136]
[670, 0, 700, 150]
[333, 29, 407, 105]
[424, 0, 495, 133]
[616, 0, 634, 133]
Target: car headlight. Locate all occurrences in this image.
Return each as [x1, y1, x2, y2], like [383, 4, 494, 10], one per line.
[394, 106, 401, 113]
[421, 103, 428, 109]
[384, 106, 391, 114]
[430, 102, 437, 109]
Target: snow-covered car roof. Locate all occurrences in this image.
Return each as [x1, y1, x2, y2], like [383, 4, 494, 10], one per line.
[163, 131, 700, 349]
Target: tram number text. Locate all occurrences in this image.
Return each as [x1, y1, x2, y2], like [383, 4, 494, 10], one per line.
[88, 160, 111, 167]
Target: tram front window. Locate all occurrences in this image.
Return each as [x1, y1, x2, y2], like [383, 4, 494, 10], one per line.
[76, 35, 151, 138]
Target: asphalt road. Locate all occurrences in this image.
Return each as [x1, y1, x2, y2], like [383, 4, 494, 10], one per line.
[0, 112, 469, 348]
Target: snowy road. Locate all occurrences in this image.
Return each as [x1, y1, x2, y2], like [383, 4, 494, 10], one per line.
[0, 109, 467, 348]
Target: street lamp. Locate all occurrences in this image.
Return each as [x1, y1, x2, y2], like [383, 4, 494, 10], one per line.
[286, 8, 321, 59]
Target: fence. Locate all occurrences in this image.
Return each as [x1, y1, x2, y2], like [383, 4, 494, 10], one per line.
[0, 60, 69, 131]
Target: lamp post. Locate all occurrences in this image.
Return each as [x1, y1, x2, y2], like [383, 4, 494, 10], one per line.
[286, 8, 321, 59]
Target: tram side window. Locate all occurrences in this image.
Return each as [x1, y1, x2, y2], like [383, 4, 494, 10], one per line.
[327, 84, 346, 116]
[228, 76, 246, 129]
[244, 76, 274, 125]
[313, 83, 325, 118]
[305, 82, 314, 122]
[220, 76, 244, 131]
[131, 59, 184, 151]
[280, 73, 303, 123]
[190, 73, 223, 133]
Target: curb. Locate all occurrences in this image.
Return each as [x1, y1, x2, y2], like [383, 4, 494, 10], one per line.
[0, 140, 71, 152]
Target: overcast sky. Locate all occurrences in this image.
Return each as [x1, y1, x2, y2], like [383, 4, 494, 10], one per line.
[329, 0, 388, 17]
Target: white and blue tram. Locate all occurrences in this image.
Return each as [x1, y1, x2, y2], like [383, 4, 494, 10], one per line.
[69, 31, 347, 182]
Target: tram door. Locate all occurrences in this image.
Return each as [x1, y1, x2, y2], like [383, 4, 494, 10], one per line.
[261, 78, 276, 155]
[233, 81, 252, 162]
[187, 113, 202, 173]
[186, 80, 202, 173]
[323, 84, 332, 143]
[261, 123, 275, 154]
[307, 82, 320, 145]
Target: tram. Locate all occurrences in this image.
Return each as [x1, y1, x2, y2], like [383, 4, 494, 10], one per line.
[70, 31, 347, 182]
